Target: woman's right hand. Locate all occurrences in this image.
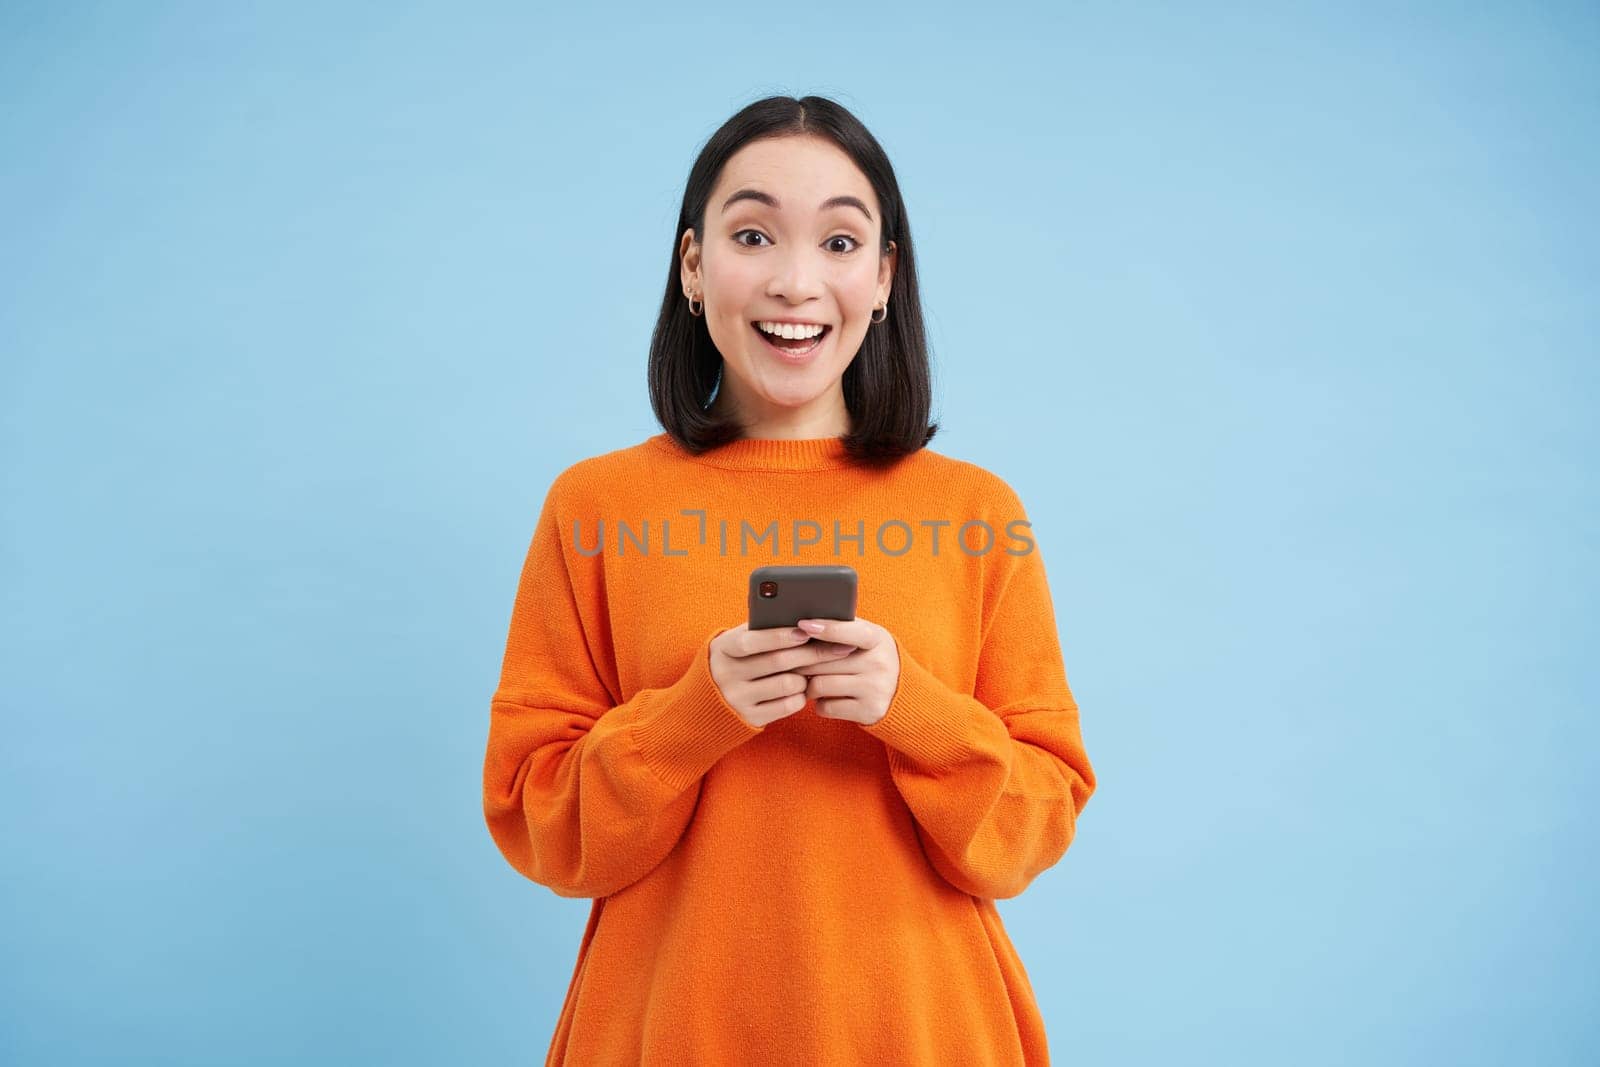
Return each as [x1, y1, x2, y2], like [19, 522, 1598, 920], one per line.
[709, 622, 856, 728]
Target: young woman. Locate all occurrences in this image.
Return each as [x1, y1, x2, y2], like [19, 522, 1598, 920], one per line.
[483, 95, 1097, 1066]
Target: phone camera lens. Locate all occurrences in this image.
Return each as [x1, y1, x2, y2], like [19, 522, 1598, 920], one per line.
[758, 581, 778, 598]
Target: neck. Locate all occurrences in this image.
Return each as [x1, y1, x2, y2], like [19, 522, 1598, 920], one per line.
[709, 383, 851, 440]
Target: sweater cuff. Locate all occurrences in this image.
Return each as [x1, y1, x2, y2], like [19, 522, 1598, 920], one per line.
[630, 627, 764, 791]
[861, 641, 1010, 767]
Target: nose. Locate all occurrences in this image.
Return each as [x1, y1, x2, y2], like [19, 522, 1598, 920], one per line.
[765, 245, 827, 304]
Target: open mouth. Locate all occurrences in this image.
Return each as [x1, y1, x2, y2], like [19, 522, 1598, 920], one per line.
[751, 322, 831, 358]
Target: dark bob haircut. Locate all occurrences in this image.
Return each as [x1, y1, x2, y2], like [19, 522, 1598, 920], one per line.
[647, 95, 939, 468]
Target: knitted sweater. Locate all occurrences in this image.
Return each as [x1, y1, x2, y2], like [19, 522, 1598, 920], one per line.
[482, 432, 1097, 1066]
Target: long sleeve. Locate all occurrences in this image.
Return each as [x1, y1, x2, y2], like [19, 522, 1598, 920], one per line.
[861, 488, 1096, 900]
[482, 472, 762, 899]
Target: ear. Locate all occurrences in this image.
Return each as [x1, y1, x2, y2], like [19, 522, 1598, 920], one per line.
[680, 228, 700, 292]
[877, 239, 897, 304]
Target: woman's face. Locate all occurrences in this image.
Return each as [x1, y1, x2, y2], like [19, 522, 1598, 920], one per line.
[680, 134, 896, 435]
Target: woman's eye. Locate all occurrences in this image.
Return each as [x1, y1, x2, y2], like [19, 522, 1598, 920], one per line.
[732, 230, 860, 254]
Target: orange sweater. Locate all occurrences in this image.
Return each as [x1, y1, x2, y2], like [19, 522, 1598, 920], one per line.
[483, 433, 1096, 1066]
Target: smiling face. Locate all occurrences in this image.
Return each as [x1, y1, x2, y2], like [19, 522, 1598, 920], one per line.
[680, 134, 897, 439]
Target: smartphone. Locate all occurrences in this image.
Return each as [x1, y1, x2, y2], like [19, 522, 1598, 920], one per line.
[748, 565, 858, 631]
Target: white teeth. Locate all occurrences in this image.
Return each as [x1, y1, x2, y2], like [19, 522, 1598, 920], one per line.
[756, 321, 826, 340]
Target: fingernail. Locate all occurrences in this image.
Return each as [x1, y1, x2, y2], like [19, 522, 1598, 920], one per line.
[799, 620, 825, 634]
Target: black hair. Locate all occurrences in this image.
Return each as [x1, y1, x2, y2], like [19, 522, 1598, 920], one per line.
[647, 94, 939, 467]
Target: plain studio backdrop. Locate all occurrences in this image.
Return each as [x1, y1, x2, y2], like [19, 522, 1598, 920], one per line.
[2, 3, 1595, 1065]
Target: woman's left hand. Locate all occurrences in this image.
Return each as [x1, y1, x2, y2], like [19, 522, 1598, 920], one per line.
[788, 616, 901, 726]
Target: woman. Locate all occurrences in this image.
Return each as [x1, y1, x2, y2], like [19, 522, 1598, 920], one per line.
[483, 95, 1097, 1066]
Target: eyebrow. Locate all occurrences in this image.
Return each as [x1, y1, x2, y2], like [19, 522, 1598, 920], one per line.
[720, 188, 874, 223]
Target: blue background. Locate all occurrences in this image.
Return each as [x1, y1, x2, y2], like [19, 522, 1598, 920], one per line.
[3, 3, 1595, 1064]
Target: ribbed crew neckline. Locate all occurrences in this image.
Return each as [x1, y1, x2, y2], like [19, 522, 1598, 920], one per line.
[648, 432, 857, 472]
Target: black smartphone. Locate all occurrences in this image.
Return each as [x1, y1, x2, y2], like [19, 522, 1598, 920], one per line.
[748, 565, 858, 631]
